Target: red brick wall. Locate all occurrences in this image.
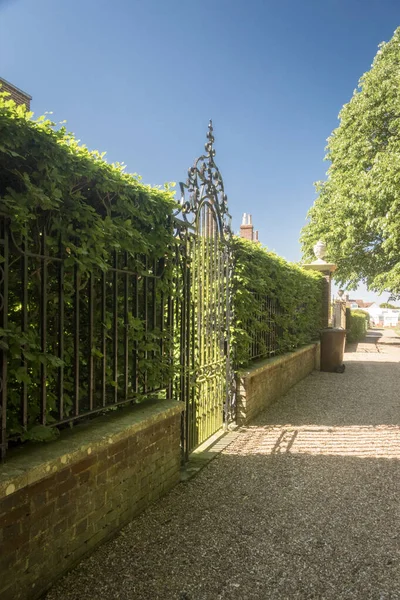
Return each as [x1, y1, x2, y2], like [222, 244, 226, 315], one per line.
[236, 343, 320, 425]
[0, 79, 31, 110]
[0, 410, 182, 600]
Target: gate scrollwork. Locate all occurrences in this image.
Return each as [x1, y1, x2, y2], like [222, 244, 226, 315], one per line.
[175, 121, 234, 456]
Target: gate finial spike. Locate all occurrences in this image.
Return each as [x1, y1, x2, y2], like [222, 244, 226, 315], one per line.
[205, 120, 215, 156]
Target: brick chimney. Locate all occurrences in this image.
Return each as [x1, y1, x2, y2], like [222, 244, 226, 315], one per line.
[240, 213, 254, 241]
[0, 77, 31, 110]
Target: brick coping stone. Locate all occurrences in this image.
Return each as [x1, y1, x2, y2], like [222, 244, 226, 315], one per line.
[237, 342, 320, 379]
[0, 399, 183, 500]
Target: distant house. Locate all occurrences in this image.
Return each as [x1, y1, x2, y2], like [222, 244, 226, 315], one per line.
[345, 296, 374, 310]
[365, 303, 399, 327]
[240, 214, 259, 242]
[382, 311, 399, 327]
[343, 296, 399, 327]
[365, 303, 381, 326]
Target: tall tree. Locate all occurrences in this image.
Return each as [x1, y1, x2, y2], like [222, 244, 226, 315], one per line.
[301, 27, 400, 296]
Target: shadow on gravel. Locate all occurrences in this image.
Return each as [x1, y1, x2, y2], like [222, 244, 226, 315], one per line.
[365, 329, 384, 342]
[229, 423, 400, 459]
[345, 329, 384, 353]
[347, 329, 400, 352]
[345, 343, 359, 353]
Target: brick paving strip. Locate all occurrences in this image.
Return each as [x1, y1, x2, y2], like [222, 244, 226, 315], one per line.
[45, 329, 400, 600]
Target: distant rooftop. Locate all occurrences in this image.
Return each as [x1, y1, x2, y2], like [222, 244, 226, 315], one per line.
[0, 77, 32, 109]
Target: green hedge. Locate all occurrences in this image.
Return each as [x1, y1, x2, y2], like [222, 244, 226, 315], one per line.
[232, 238, 324, 367]
[351, 308, 370, 327]
[0, 91, 325, 442]
[346, 308, 367, 342]
[0, 92, 176, 441]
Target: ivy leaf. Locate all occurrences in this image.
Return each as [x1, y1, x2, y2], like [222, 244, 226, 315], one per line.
[23, 425, 60, 443]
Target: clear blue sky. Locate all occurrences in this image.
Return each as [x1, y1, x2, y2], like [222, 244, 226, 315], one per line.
[2, 0, 400, 301]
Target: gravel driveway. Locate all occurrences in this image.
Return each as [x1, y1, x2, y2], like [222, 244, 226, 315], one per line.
[45, 329, 400, 600]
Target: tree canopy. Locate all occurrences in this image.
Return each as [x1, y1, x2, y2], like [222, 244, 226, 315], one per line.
[301, 27, 400, 297]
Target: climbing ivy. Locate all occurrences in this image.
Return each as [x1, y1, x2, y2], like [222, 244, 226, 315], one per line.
[0, 92, 176, 441]
[232, 238, 324, 367]
[0, 91, 325, 445]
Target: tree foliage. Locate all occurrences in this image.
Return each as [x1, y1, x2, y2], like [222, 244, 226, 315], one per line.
[301, 28, 400, 296]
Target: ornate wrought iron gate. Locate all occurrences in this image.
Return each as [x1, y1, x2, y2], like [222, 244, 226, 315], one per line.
[176, 122, 234, 457]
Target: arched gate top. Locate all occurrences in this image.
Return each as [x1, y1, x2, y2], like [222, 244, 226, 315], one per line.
[178, 121, 232, 240]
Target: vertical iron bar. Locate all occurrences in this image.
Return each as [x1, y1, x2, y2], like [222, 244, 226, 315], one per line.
[190, 242, 196, 455]
[269, 297, 272, 355]
[0, 219, 9, 459]
[143, 255, 148, 394]
[215, 216, 220, 435]
[180, 237, 189, 461]
[159, 254, 166, 373]
[212, 218, 218, 435]
[224, 245, 231, 430]
[88, 273, 94, 411]
[205, 207, 211, 440]
[186, 238, 191, 453]
[21, 237, 28, 429]
[58, 239, 64, 419]
[101, 271, 107, 407]
[185, 249, 191, 458]
[152, 259, 157, 331]
[257, 292, 260, 357]
[113, 251, 118, 402]
[204, 206, 209, 441]
[160, 288, 165, 360]
[199, 205, 205, 444]
[217, 220, 223, 411]
[151, 258, 157, 393]
[194, 230, 200, 450]
[74, 265, 80, 416]
[40, 228, 47, 425]
[133, 270, 139, 395]
[124, 253, 129, 401]
[183, 238, 190, 458]
[166, 251, 174, 401]
[152, 259, 157, 375]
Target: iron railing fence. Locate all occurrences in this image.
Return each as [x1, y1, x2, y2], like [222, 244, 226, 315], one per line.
[245, 294, 283, 362]
[0, 214, 176, 459]
[244, 295, 321, 365]
[0, 122, 236, 462]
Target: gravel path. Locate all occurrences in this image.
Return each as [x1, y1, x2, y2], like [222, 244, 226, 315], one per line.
[46, 329, 400, 600]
